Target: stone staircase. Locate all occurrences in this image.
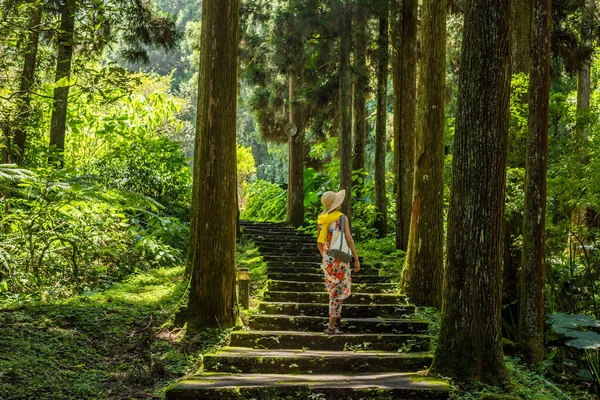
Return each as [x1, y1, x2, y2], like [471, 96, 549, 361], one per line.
[166, 221, 449, 399]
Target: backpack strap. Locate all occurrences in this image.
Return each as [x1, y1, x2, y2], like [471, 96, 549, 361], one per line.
[339, 216, 345, 251]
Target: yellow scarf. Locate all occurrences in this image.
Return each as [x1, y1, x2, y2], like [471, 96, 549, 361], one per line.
[317, 211, 343, 244]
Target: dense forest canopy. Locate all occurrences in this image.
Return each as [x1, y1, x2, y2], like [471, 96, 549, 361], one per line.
[2, 0, 600, 398]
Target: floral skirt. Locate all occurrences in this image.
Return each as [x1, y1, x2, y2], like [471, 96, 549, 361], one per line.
[321, 253, 351, 317]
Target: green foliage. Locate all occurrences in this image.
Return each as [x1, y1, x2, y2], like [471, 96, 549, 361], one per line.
[237, 144, 257, 185]
[355, 236, 404, 278]
[547, 313, 600, 348]
[0, 69, 193, 306]
[547, 313, 600, 390]
[449, 357, 595, 399]
[507, 73, 529, 169]
[0, 166, 188, 305]
[241, 180, 287, 221]
[0, 266, 231, 399]
[84, 135, 192, 219]
[236, 235, 269, 320]
[239, 0, 340, 144]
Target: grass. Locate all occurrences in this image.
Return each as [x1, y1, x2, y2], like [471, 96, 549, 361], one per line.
[355, 235, 405, 279]
[236, 235, 270, 324]
[0, 266, 229, 399]
[448, 356, 597, 399]
[0, 235, 268, 400]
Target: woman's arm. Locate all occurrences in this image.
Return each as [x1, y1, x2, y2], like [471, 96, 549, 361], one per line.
[344, 216, 360, 272]
[317, 225, 325, 256]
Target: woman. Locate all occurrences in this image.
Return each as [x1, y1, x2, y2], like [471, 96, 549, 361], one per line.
[317, 189, 360, 335]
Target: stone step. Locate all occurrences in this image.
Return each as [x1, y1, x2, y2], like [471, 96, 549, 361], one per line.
[253, 237, 318, 244]
[263, 253, 365, 261]
[230, 330, 430, 352]
[257, 246, 318, 252]
[269, 280, 397, 294]
[263, 291, 406, 304]
[255, 237, 314, 243]
[171, 221, 447, 400]
[267, 272, 392, 283]
[266, 260, 370, 268]
[259, 249, 320, 257]
[240, 220, 286, 226]
[166, 372, 450, 400]
[263, 254, 323, 262]
[257, 244, 317, 252]
[203, 347, 434, 374]
[249, 315, 427, 334]
[258, 302, 415, 318]
[242, 226, 310, 232]
[266, 265, 382, 275]
[245, 230, 314, 238]
[255, 239, 316, 246]
[257, 248, 319, 256]
[253, 237, 316, 244]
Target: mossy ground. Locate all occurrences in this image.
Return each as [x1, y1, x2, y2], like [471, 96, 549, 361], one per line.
[443, 356, 596, 399]
[2, 232, 596, 399]
[0, 266, 230, 399]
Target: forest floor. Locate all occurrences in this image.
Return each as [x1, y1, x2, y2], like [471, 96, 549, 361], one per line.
[0, 266, 230, 399]
[0, 235, 597, 399]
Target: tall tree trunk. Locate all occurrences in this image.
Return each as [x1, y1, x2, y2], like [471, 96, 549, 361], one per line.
[429, 0, 511, 385]
[352, 5, 368, 180]
[11, 4, 42, 165]
[577, 64, 591, 135]
[186, 0, 239, 332]
[400, 0, 446, 308]
[504, 0, 531, 338]
[339, 0, 353, 217]
[391, 0, 417, 251]
[510, 0, 532, 74]
[374, 0, 389, 237]
[49, 0, 75, 166]
[287, 68, 305, 227]
[576, 0, 594, 139]
[519, 0, 551, 364]
[572, 0, 595, 243]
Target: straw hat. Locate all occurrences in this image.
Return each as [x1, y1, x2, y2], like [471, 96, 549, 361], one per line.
[321, 189, 346, 213]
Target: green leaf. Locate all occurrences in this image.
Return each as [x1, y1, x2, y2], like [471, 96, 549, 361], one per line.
[576, 369, 593, 380]
[54, 76, 73, 88]
[547, 312, 599, 334]
[566, 331, 600, 350]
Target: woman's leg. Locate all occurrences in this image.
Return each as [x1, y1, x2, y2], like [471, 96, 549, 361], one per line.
[328, 316, 337, 328]
[328, 298, 343, 331]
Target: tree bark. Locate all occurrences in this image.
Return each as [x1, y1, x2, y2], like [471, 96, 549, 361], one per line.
[572, 0, 595, 249]
[503, 0, 531, 336]
[352, 5, 368, 179]
[339, 0, 353, 217]
[510, 0, 532, 74]
[391, 0, 417, 251]
[519, 0, 551, 364]
[429, 0, 511, 385]
[374, 0, 389, 237]
[400, 0, 446, 308]
[577, 66, 591, 128]
[287, 69, 305, 227]
[576, 0, 594, 139]
[11, 4, 42, 165]
[186, 0, 239, 332]
[49, 0, 75, 166]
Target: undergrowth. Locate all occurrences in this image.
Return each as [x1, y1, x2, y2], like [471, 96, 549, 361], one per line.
[449, 356, 596, 399]
[236, 232, 269, 324]
[0, 266, 229, 399]
[355, 235, 405, 278]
